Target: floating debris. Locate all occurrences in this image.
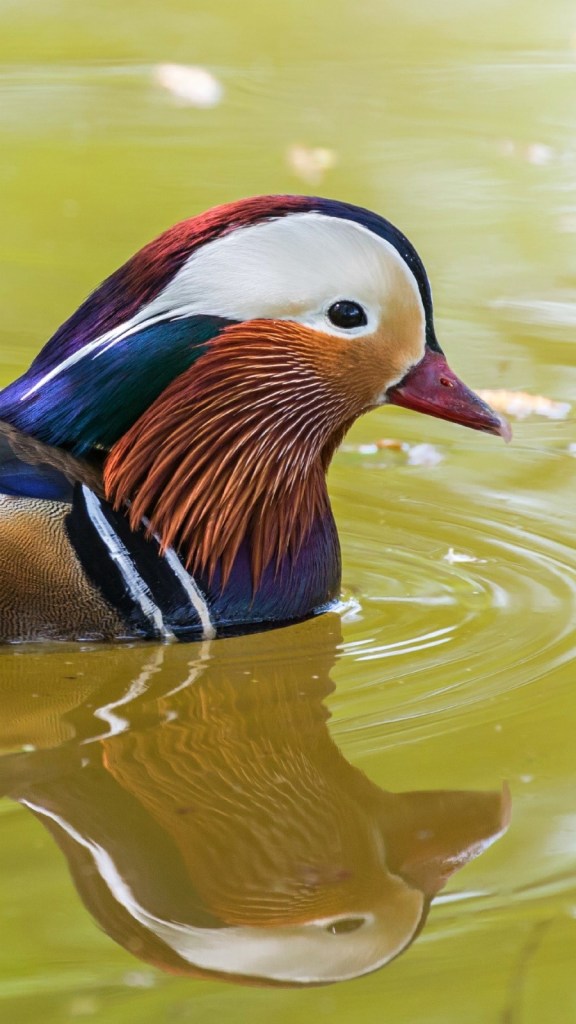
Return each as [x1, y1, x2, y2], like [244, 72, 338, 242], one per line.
[443, 548, 478, 565]
[477, 389, 571, 421]
[153, 63, 223, 108]
[526, 142, 554, 166]
[406, 443, 444, 467]
[375, 438, 406, 451]
[342, 439, 444, 466]
[286, 144, 336, 185]
[497, 139, 554, 166]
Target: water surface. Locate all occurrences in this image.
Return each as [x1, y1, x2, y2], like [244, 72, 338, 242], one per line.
[1, 0, 576, 1020]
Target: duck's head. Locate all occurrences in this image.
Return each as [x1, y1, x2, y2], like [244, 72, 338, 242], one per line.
[0, 195, 509, 586]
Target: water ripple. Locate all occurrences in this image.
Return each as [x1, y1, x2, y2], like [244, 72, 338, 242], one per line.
[332, 476, 576, 740]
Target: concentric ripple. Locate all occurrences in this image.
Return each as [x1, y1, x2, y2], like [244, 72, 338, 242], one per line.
[329, 447, 576, 744]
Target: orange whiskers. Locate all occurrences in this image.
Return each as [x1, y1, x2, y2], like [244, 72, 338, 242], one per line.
[104, 321, 368, 591]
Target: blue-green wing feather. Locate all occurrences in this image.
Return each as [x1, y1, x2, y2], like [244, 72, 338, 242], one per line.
[0, 315, 234, 454]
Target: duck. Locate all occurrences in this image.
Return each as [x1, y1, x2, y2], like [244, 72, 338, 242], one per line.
[0, 195, 510, 643]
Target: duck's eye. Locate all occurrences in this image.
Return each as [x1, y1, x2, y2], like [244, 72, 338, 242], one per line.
[327, 300, 367, 330]
[325, 917, 365, 935]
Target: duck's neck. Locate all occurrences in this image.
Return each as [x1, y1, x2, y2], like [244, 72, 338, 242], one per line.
[195, 500, 341, 632]
[104, 323, 351, 625]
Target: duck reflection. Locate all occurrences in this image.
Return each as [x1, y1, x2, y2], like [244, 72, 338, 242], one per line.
[0, 616, 509, 986]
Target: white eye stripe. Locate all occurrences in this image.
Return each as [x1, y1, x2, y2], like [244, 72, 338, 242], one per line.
[22, 212, 426, 399]
[154, 213, 425, 333]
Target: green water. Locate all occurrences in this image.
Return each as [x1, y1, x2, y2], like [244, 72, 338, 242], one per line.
[1, 0, 576, 1020]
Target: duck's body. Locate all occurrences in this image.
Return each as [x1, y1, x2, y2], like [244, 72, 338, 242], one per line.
[0, 421, 339, 642]
[0, 195, 508, 643]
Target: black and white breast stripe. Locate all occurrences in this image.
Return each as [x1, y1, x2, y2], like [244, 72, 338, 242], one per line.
[66, 485, 215, 641]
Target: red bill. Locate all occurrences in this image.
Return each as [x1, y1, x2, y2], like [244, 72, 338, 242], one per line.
[387, 349, 512, 442]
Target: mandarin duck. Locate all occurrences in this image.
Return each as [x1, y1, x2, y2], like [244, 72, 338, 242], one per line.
[0, 196, 510, 643]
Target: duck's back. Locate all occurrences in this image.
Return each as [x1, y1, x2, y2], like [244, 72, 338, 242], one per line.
[0, 424, 229, 644]
[0, 493, 125, 642]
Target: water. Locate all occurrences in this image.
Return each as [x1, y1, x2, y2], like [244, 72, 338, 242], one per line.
[1, 0, 576, 1020]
